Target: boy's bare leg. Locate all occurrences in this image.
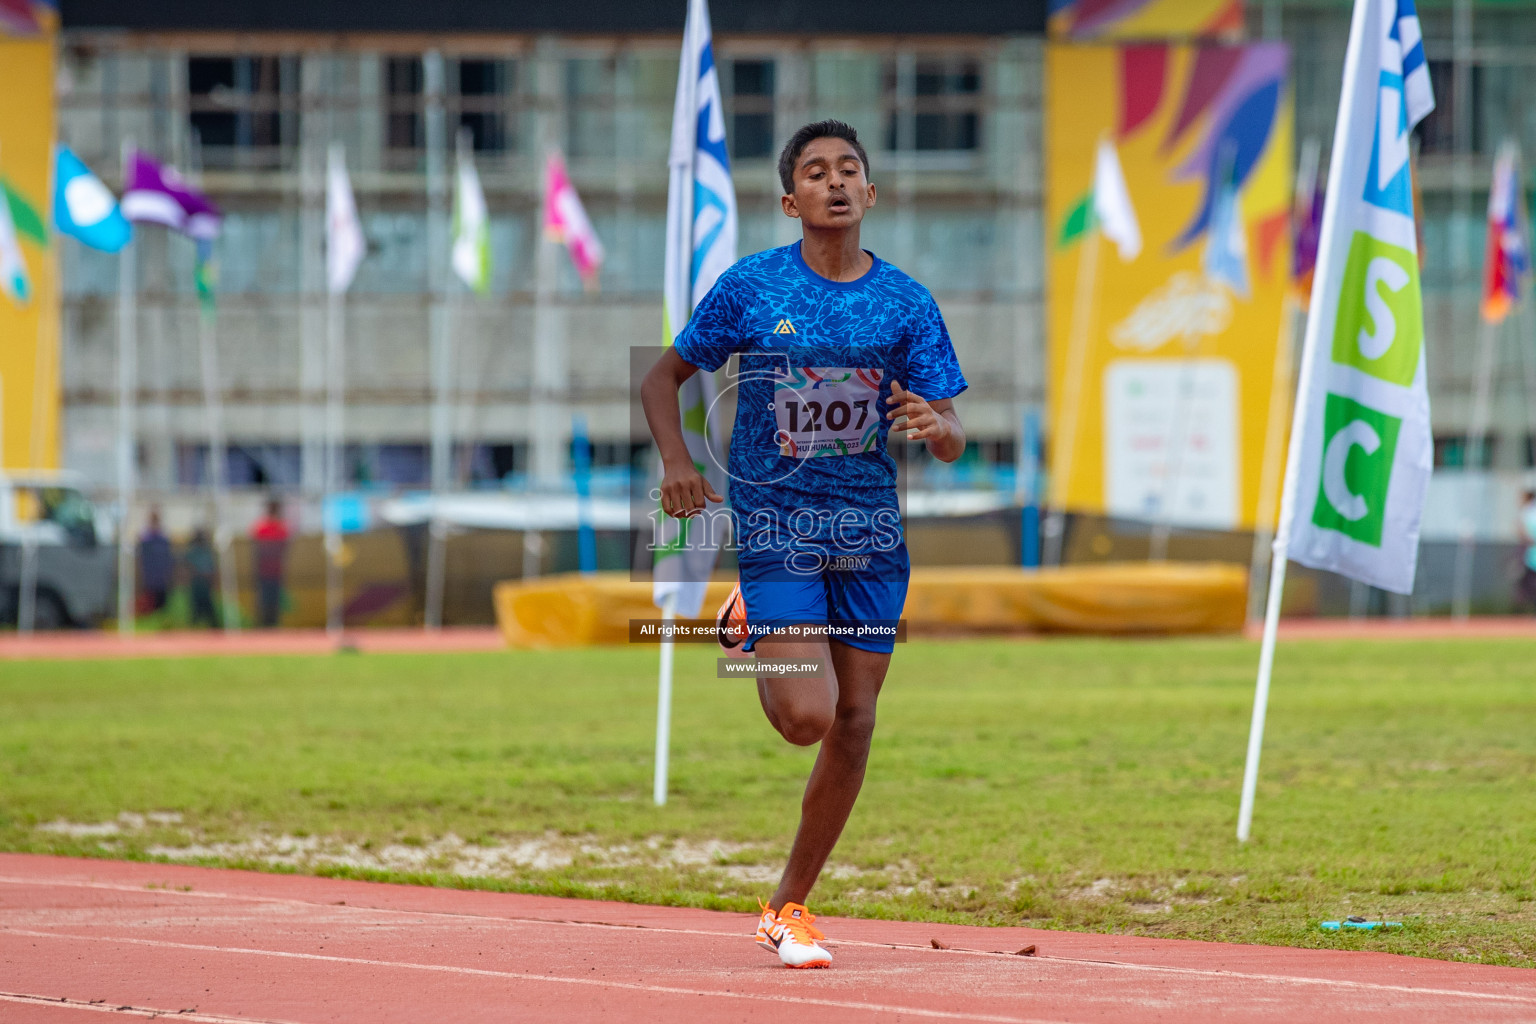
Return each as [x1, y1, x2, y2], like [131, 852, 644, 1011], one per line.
[754, 636, 891, 910]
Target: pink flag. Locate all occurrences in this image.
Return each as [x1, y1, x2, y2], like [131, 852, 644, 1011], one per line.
[542, 151, 603, 289]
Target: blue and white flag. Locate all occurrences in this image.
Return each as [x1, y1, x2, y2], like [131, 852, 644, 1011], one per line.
[53, 146, 131, 252]
[653, 0, 737, 617]
[1278, 0, 1435, 594]
[1202, 150, 1249, 298]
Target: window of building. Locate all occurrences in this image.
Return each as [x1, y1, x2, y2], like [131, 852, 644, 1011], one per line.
[457, 58, 511, 152]
[1415, 59, 1483, 155]
[386, 57, 424, 153]
[177, 443, 302, 488]
[729, 59, 776, 160]
[1433, 434, 1496, 469]
[567, 57, 616, 160]
[351, 444, 430, 486]
[187, 55, 300, 169]
[477, 443, 527, 483]
[886, 58, 982, 152]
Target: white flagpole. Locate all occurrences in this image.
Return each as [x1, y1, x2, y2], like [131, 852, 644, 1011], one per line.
[655, 0, 701, 807]
[1247, 295, 1299, 624]
[1043, 225, 1101, 566]
[653, 591, 678, 806]
[324, 282, 345, 637]
[423, 53, 452, 630]
[20, 155, 60, 634]
[299, 71, 326, 536]
[188, 133, 240, 634]
[197, 281, 241, 634]
[658, 0, 696, 808]
[1239, 0, 1373, 842]
[1517, 157, 1536, 465]
[115, 137, 138, 638]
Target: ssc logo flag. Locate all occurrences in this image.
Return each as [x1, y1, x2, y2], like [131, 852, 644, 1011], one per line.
[1280, 0, 1435, 595]
[652, 0, 736, 619]
[1242, 0, 1436, 842]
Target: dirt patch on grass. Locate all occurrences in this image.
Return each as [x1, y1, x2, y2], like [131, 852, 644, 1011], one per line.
[35, 814, 792, 886]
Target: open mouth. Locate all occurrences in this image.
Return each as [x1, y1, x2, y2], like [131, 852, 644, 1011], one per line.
[829, 195, 850, 212]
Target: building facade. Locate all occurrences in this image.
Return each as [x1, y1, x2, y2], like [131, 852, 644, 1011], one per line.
[52, 1, 1536, 504]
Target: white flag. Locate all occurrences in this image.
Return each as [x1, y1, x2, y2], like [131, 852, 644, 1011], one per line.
[653, 0, 736, 617]
[1279, 0, 1435, 594]
[0, 183, 29, 307]
[326, 144, 365, 295]
[1093, 138, 1141, 262]
[452, 133, 492, 294]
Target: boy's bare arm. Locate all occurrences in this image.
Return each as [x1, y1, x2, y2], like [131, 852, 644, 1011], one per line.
[640, 348, 723, 517]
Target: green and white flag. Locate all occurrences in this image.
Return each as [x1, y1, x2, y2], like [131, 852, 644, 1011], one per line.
[1280, 0, 1434, 594]
[451, 132, 491, 295]
[1057, 138, 1141, 262]
[0, 179, 30, 306]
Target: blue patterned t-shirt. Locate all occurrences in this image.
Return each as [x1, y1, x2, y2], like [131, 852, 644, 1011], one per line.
[674, 241, 967, 557]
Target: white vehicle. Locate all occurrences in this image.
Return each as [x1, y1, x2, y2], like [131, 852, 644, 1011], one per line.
[0, 470, 116, 629]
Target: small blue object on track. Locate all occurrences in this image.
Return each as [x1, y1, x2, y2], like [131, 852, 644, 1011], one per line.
[1320, 916, 1402, 931]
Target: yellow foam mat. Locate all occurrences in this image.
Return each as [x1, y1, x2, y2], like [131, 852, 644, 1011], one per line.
[493, 563, 1247, 649]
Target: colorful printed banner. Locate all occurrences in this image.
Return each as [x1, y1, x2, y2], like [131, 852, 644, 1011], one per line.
[0, 0, 56, 36]
[0, 30, 59, 468]
[1048, 0, 1244, 40]
[1046, 41, 1293, 530]
[1280, 0, 1434, 595]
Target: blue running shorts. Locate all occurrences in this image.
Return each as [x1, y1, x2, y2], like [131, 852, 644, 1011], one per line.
[737, 543, 909, 654]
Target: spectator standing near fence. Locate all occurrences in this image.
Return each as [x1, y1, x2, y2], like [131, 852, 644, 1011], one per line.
[184, 527, 219, 628]
[1518, 489, 1536, 612]
[137, 509, 174, 616]
[250, 499, 290, 628]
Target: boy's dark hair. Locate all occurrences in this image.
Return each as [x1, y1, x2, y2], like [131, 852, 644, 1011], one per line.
[777, 120, 871, 195]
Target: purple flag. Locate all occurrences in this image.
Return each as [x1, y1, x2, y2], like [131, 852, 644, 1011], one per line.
[120, 151, 221, 240]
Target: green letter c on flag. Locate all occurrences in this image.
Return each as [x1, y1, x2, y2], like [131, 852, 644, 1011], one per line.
[1310, 394, 1402, 546]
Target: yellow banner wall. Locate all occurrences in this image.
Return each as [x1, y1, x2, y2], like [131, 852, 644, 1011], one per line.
[0, 32, 60, 471]
[1045, 43, 1292, 531]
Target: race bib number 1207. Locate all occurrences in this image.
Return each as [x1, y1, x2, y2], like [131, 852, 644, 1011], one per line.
[772, 367, 884, 458]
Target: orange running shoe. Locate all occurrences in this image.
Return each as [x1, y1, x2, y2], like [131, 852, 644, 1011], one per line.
[716, 582, 749, 651]
[753, 899, 831, 968]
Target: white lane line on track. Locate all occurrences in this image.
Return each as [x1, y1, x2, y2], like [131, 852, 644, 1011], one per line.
[4, 875, 1534, 1007]
[0, 928, 1063, 1024]
[0, 991, 304, 1024]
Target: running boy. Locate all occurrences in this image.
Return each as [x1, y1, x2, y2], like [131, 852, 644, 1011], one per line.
[641, 120, 967, 968]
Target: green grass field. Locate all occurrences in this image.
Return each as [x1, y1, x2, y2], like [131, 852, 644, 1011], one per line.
[1, 637, 1532, 966]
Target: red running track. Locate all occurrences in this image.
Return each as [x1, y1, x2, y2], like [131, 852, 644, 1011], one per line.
[0, 628, 507, 661]
[0, 855, 1532, 1023]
